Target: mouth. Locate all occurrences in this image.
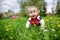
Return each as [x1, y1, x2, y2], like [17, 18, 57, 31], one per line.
[32, 15, 35, 17]
[32, 15, 36, 18]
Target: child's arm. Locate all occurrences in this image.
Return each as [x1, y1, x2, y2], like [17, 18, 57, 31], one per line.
[37, 16, 45, 28]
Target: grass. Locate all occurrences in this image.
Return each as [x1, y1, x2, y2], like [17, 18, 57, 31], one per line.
[0, 15, 60, 40]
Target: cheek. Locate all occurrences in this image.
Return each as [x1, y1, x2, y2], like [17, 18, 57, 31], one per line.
[34, 13, 38, 15]
[29, 14, 32, 17]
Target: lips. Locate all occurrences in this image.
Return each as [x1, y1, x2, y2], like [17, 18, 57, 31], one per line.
[31, 15, 37, 19]
[32, 15, 35, 17]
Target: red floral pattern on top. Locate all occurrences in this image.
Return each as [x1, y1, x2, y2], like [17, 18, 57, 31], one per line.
[29, 17, 40, 25]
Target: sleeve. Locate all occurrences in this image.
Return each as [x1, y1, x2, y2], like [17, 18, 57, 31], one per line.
[26, 18, 31, 28]
[37, 16, 42, 20]
[26, 21, 30, 28]
[37, 16, 46, 28]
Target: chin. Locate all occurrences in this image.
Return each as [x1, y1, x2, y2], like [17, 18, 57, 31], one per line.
[32, 16, 37, 18]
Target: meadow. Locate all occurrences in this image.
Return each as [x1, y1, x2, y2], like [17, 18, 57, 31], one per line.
[0, 15, 60, 40]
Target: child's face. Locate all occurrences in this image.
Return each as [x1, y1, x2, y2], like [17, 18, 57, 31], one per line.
[28, 7, 39, 19]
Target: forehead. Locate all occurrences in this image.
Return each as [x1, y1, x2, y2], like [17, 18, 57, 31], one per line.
[28, 7, 37, 11]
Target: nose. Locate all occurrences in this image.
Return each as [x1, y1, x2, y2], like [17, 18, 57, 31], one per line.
[32, 13, 35, 15]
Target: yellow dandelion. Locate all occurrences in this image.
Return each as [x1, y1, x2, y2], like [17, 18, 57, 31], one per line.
[56, 21, 59, 24]
[6, 28, 9, 31]
[51, 24, 54, 28]
[44, 19, 48, 22]
[52, 26, 55, 29]
[5, 26, 8, 28]
[5, 25, 10, 28]
[34, 24, 36, 26]
[57, 24, 60, 27]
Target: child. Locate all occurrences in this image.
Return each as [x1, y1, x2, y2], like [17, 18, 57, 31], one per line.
[26, 6, 45, 28]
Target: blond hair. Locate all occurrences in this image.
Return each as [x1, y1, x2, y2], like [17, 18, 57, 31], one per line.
[28, 6, 39, 12]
